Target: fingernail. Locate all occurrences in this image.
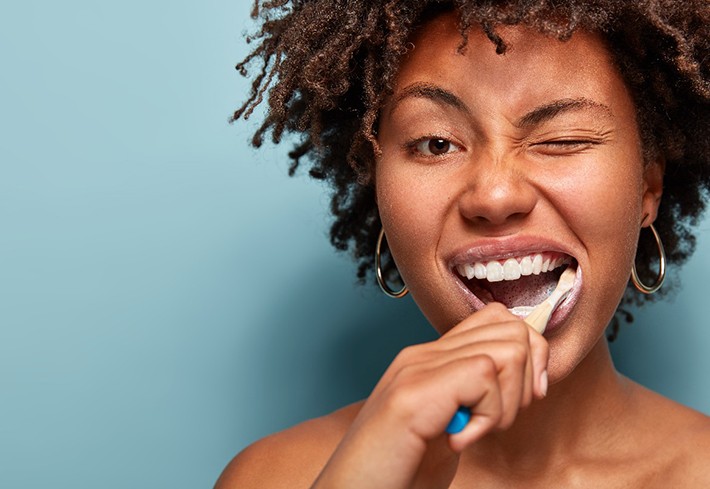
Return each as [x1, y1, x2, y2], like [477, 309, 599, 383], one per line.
[540, 370, 548, 397]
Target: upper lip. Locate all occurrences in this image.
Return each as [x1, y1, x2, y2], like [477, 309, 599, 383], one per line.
[445, 235, 578, 270]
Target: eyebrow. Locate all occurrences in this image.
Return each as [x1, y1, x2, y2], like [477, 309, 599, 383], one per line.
[514, 98, 613, 128]
[390, 83, 470, 117]
[390, 83, 612, 127]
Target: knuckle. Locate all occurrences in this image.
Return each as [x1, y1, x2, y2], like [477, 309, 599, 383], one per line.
[512, 320, 531, 341]
[509, 342, 529, 364]
[471, 354, 497, 380]
[495, 319, 529, 343]
[495, 342, 527, 369]
[394, 346, 413, 364]
[393, 344, 423, 366]
[391, 363, 418, 385]
[383, 374, 422, 414]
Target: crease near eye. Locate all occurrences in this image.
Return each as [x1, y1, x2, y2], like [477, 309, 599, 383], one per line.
[529, 138, 603, 155]
[538, 139, 600, 146]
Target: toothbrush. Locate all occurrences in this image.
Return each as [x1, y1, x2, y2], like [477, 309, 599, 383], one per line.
[522, 266, 577, 334]
[445, 266, 577, 434]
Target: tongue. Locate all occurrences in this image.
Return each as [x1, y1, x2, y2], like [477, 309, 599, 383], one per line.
[485, 271, 561, 308]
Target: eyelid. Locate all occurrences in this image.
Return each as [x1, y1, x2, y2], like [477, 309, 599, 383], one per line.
[528, 138, 602, 156]
[529, 128, 610, 146]
[405, 135, 464, 157]
[538, 139, 600, 146]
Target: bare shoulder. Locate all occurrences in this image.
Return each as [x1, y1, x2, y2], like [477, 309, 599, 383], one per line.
[630, 383, 710, 486]
[214, 402, 363, 489]
[668, 405, 710, 485]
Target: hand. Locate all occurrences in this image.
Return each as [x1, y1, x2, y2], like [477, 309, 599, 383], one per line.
[311, 303, 550, 489]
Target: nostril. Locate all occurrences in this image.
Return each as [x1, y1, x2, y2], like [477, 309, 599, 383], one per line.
[457, 179, 537, 226]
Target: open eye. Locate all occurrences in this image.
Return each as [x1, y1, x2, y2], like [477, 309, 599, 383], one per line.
[411, 137, 461, 157]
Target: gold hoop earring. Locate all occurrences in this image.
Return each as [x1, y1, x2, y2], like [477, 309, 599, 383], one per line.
[375, 228, 408, 298]
[631, 223, 666, 294]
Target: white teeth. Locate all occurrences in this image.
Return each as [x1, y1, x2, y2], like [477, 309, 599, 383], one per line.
[520, 256, 533, 276]
[455, 252, 571, 283]
[486, 261, 504, 282]
[509, 305, 535, 317]
[503, 258, 521, 280]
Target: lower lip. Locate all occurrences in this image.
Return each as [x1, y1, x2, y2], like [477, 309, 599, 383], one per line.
[540, 266, 583, 334]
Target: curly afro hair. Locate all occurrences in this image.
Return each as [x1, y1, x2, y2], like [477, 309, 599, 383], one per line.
[233, 0, 710, 337]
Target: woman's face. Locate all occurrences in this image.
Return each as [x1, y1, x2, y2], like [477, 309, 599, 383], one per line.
[375, 13, 663, 380]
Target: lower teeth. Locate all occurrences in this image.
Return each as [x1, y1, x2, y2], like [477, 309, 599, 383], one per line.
[508, 305, 535, 317]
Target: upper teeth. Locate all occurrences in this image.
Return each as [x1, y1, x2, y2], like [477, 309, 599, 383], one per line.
[455, 253, 569, 283]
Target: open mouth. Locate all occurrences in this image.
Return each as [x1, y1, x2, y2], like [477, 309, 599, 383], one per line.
[453, 252, 577, 317]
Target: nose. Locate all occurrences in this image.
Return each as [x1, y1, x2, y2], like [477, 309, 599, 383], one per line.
[457, 156, 537, 227]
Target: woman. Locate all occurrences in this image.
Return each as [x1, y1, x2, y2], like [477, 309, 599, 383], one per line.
[218, 1, 710, 487]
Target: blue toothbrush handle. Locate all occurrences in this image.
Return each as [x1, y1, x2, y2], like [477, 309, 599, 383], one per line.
[445, 406, 471, 434]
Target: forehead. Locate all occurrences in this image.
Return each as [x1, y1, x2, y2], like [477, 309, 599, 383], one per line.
[390, 12, 630, 117]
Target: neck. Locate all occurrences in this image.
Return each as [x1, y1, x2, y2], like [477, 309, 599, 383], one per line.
[463, 338, 633, 472]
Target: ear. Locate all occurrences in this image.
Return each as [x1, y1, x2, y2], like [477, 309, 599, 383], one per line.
[640, 156, 664, 227]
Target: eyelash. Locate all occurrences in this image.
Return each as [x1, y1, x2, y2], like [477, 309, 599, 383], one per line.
[541, 139, 594, 146]
[405, 136, 462, 158]
[402, 136, 600, 159]
[530, 139, 602, 157]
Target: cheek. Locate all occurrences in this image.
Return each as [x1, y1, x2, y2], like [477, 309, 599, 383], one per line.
[376, 163, 466, 330]
[375, 163, 450, 278]
[547, 151, 644, 235]
[564, 175, 640, 233]
[548, 160, 644, 296]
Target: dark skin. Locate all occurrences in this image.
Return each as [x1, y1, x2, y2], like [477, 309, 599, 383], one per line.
[217, 13, 710, 489]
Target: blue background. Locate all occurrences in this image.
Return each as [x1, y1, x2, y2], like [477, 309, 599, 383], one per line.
[1, 2, 708, 487]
